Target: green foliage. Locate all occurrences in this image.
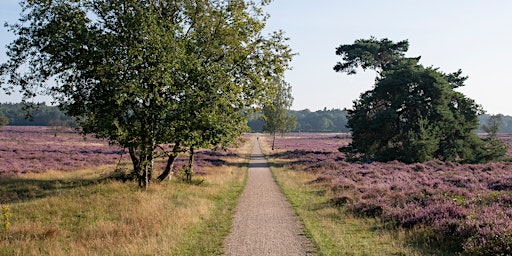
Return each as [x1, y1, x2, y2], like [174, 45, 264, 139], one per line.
[261, 78, 295, 149]
[262, 79, 296, 135]
[337, 37, 507, 163]
[1, 204, 10, 237]
[0, 115, 8, 128]
[481, 114, 503, 136]
[1, 0, 292, 188]
[292, 108, 349, 132]
[334, 37, 409, 75]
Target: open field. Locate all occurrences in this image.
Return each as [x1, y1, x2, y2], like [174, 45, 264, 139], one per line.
[0, 126, 127, 176]
[260, 133, 512, 255]
[3, 126, 512, 255]
[0, 126, 251, 255]
[0, 126, 237, 177]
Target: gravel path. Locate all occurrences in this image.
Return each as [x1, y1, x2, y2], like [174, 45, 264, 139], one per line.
[223, 137, 313, 255]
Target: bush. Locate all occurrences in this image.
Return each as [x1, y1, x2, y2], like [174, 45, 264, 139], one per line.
[0, 116, 8, 128]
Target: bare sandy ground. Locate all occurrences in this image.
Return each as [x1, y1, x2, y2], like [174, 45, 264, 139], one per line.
[223, 138, 313, 255]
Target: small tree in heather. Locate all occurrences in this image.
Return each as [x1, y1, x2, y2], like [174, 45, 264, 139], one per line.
[262, 79, 296, 150]
[481, 114, 503, 137]
[479, 114, 508, 161]
[335, 37, 507, 163]
[0, 115, 8, 128]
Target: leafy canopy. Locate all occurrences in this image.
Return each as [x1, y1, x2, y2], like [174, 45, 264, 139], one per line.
[336, 37, 507, 163]
[1, 0, 293, 187]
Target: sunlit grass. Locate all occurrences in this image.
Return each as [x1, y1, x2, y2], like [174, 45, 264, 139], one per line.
[258, 135, 456, 256]
[0, 139, 251, 256]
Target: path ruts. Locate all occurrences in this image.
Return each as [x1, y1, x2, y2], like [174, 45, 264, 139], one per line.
[223, 137, 312, 255]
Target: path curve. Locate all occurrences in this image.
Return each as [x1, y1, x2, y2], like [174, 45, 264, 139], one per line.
[223, 137, 312, 255]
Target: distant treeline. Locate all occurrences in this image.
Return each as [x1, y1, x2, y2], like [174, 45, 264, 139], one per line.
[2, 103, 512, 133]
[249, 108, 512, 133]
[0, 103, 75, 127]
[249, 108, 350, 132]
[477, 114, 512, 133]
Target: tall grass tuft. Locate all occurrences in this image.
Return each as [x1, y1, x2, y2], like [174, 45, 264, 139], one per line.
[1, 205, 10, 236]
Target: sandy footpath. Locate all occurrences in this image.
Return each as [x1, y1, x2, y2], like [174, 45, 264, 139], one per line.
[223, 138, 313, 255]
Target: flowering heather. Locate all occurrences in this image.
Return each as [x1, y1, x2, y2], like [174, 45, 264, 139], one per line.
[154, 149, 240, 176]
[0, 126, 127, 176]
[497, 133, 512, 158]
[0, 126, 246, 177]
[266, 133, 512, 255]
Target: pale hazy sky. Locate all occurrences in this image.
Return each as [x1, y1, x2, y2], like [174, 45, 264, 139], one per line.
[1, 1, 512, 114]
[263, 0, 512, 115]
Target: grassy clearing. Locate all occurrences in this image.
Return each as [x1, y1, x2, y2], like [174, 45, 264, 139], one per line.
[0, 139, 251, 256]
[258, 136, 455, 256]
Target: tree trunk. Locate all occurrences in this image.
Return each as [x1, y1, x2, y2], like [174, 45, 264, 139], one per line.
[272, 132, 276, 150]
[129, 147, 140, 176]
[129, 146, 154, 189]
[186, 146, 195, 182]
[157, 143, 181, 181]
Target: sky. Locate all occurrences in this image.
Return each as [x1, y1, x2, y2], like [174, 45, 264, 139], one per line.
[1, 1, 512, 115]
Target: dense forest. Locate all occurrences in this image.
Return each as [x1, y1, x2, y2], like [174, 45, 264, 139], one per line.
[2, 103, 512, 133]
[248, 108, 350, 132]
[0, 103, 75, 127]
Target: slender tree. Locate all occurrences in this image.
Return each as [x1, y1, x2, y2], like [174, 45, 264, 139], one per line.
[262, 78, 296, 150]
[0, 115, 8, 128]
[481, 114, 503, 136]
[1, 0, 292, 188]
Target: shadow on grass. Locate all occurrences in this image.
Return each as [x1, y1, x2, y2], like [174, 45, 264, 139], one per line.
[270, 149, 340, 159]
[314, 199, 462, 256]
[266, 150, 344, 169]
[223, 152, 286, 170]
[0, 176, 108, 204]
[401, 231, 462, 256]
[248, 162, 269, 168]
[376, 224, 463, 256]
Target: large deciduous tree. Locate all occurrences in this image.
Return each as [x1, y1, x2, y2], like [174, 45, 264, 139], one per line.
[0, 0, 293, 188]
[335, 37, 507, 163]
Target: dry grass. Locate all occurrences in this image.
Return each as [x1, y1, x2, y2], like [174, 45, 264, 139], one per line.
[258, 135, 454, 256]
[0, 139, 252, 256]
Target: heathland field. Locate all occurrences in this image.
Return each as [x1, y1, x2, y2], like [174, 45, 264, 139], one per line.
[2, 127, 512, 255]
[0, 126, 249, 255]
[261, 133, 512, 255]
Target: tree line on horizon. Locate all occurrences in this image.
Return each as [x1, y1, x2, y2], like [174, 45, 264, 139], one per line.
[0, 102, 75, 127]
[3, 102, 511, 134]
